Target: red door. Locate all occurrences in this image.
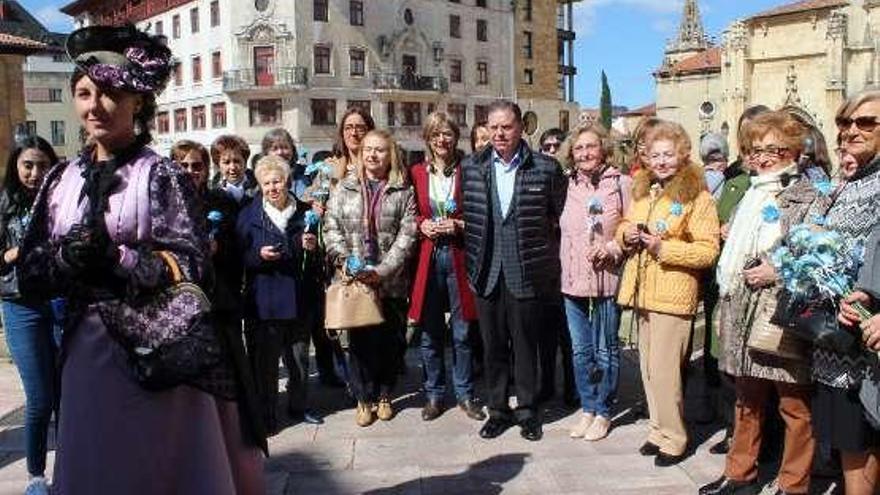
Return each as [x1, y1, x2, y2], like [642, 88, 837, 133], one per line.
[254, 46, 274, 86]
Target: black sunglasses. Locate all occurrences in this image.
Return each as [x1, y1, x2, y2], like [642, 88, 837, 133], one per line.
[836, 116, 880, 132]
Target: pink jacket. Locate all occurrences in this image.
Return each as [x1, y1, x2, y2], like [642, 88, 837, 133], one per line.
[559, 166, 632, 298]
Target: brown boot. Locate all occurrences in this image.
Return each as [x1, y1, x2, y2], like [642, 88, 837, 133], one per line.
[356, 401, 375, 427]
[377, 398, 394, 421]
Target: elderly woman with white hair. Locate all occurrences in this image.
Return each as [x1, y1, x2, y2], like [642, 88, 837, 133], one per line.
[236, 155, 320, 434]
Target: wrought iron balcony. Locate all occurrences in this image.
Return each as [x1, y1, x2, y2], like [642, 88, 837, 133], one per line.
[371, 71, 448, 93]
[223, 67, 308, 93]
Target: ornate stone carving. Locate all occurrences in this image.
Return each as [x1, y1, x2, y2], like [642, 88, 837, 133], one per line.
[722, 20, 748, 51]
[666, 0, 709, 54]
[784, 65, 805, 107]
[826, 10, 848, 40]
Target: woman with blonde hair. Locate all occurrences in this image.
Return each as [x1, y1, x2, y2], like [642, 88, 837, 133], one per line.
[408, 113, 484, 422]
[323, 129, 418, 426]
[616, 120, 720, 466]
[558, 122, 632, 441]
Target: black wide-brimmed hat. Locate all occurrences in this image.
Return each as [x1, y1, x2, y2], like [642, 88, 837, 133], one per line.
[66, 24, 174, 94]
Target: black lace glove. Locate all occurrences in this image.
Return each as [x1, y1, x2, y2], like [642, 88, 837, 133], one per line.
[59, 224, 118, 273]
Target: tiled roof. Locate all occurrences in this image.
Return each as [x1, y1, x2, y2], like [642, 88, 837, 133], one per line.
[750, 0, 848, 20]
[622, 103, 656, 117]
[0, 31, 46, 52]
[657, 47, 721, 77]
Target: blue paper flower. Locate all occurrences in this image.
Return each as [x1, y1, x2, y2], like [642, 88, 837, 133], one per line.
[299, 147, 310, 159]
[814, 180, 834, 197]
[445, 199, 457, 215]
[346, 255, 365, 275]
[761, 204, 780, 223]
[669, 202, 684, 216]
[305, 160, 328, 176]
[655, 219, 668, 234]
[587, 197, 604, 215]
[809, 214, 826, 226]
[305, 210, 320, 227]
[207, 210, 224, 223]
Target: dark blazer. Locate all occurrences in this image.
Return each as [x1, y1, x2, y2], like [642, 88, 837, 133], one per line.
[0, 189, 33, 299]
[236, 194, 309, 320]
[199, 188, 243, 313]
[462, 141, 566, 297]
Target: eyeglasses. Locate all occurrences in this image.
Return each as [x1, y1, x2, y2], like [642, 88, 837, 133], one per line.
[835, 116, 880, 133]
[648, 151, 676, 162]
[748, 145, 789, 158]
[573, 143, 601, 153]
[431, 131, 456, 140]
[542, 142, 561, 152]
[343, 124, 368, 134]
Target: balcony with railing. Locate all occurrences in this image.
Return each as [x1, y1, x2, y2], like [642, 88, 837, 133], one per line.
[223, 67, 308, 93]
[371, 71, 448, 93]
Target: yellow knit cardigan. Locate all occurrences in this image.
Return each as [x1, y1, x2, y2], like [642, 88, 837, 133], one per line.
[615, 164, 721, 316]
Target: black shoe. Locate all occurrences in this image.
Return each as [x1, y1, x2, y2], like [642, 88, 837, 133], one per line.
[654, 451, 687, 467]
[638, 441, 660, 456]
[519, 417, 543, 441]
[458, 399, 486, 421]
[709, 435, 731, 455]
[421, 400, 444, 421]
[698, 476, 760, 495]
[479, 417, 513, 439]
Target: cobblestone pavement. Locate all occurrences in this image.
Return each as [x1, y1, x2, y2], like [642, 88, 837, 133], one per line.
[0, 350, 841, 494]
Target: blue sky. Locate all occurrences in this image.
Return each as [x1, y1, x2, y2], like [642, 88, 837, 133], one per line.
[22, 0, 787, 109]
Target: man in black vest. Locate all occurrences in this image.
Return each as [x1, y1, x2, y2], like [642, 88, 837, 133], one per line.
[462, 101, 566, 441]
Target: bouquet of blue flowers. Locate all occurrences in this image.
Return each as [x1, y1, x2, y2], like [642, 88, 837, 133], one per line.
[770, 225, 871, 342]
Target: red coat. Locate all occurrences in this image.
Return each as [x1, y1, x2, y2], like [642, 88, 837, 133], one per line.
[407, 162, 478, 324]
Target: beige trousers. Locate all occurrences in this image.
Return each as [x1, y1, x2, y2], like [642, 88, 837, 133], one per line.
[637, 310, 692, 456]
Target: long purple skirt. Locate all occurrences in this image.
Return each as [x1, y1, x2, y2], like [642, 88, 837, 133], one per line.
[52, 312, 265, 494]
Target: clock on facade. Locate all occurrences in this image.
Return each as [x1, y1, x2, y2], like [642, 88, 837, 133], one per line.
[255, 0, 269, 12]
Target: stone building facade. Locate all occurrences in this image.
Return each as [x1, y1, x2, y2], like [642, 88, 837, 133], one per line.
[655, 0, 880, 162]
[61, 0, 516, 158]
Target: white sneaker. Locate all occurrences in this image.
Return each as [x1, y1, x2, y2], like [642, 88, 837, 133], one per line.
[583, 415, 611, 441]
[569, 412, 595, 438]
[25, 476, 49, 495]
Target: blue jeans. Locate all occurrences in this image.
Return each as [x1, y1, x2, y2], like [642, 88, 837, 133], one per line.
[564, 296, 620, 417]
[2, 299, 62, 476]
[420, 245, 474, 402]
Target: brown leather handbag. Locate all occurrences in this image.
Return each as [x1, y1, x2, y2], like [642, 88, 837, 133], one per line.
[325, 271, 384, 330]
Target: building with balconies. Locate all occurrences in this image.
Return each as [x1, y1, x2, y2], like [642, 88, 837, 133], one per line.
[60, 0, 516, 158]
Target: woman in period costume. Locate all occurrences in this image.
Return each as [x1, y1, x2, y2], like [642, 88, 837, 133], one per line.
[19, 25, 265, 494]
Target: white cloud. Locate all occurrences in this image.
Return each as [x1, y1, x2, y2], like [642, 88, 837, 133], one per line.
[34, 5, 74, 33]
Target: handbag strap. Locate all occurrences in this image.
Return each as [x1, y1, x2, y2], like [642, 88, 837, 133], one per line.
[155, 251, 183, 284]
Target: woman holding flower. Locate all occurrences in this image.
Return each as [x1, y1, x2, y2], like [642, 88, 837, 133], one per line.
[408, 113, 484, 422]
[616, 120, 720, 466]
[700, 111, 823, 495]
[323, 129, 417, 427]
[813, 90, 880, 495]
[558, 123, 632, 441]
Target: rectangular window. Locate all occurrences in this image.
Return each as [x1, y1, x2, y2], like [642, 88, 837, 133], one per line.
[172, 14, 180, 38]
[450, 59, 462, 83]
[25, 121, 37, 136]
[210, 1, 220, 27]
[311, 99, 337, 126]
[212, 102, 227, 128]
[49, 88, 62, 102]
[559, 110, 570, 133]
[212, 51, 222, 78]
[192, 55, 202, 83]
[249, 99, 282, 127]
[190, 7, 199, 33]
[447, 103, 466, 128]
[523, 31, 532, 59]
[50, 120, 65, 146]
[474, 105, 489, 124]
[25, 88, 49, 102]
[314, 45, 331, 74]
[157, 111, 170, 133]
[174, 108, 187, 132]
[347, 100, 371, 115]
[477, 0, 487, 6]
[350, 0, 363, 26]
[523, 0, 532, 21]
[155, 20, 163, 36]
[192, 105, 206, 130]
[349, 48, 365, 77]
[449, 15, 460, 39]
[174, 63, 183, 86]
[476, 19, 488, 42]
[314, 0, 328, 21]
[477, 62, 488, 85]
[524, 68, 533, 85]
[427, 102, 436, 115]
[386, 102, 396, 127]
[401, 102, 421, 127]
